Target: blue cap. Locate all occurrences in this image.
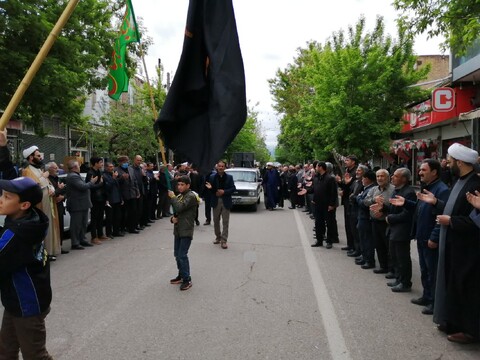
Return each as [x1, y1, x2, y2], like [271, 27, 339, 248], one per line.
[0, 177, 43, 206]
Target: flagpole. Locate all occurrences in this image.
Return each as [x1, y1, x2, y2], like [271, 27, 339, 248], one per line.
[0, 0, 80, 130]
[139, 46, 167, 166]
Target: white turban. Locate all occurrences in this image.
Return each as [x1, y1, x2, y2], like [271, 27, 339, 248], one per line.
[22, 145, 39, 159]
[448, 143, 479, 164]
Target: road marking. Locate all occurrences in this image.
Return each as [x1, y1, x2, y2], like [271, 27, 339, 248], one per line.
[294, 210, 352, 360]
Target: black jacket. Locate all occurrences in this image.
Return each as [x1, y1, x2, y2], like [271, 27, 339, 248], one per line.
[103, 171, 122, 205]
[86, 168, 106, 203]
[385, 185, 416, 242]
[312, 172, 338, 208]
[0, 208, 51, 317]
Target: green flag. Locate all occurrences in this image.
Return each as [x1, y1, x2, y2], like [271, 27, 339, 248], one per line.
[107, 0, 140, 100]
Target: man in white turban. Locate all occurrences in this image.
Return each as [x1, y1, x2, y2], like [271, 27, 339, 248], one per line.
[22, 146, 61, 260]
[418, 142, 480, 344]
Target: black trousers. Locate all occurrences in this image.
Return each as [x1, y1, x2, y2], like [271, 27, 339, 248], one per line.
[390, 240, 412, 287]
[0, 308, 52, 360]
[122, 198, 137, 232]
[204, 193, 212, 221]
[314, 206, 338, 244]
[344, 205, 355, 249]
[140, 194, 149, 226]
[289, 191, 297, 208]
[148, 191, 158, 220]
[349, 209, 360, 252]
[357, 218, 374, 264]
[372, 220, 390, 270]
[157, 191, 170, 217]
[90, 201, 105, 239]
[105, 202, 122, 236]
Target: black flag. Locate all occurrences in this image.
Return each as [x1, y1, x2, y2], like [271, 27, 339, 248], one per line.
[154, 0, 247, 173]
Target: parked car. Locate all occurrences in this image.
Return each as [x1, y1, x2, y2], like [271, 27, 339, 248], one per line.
[225, 167, 262, 211]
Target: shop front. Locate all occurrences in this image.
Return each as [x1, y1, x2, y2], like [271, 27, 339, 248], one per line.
[391, 85, 477, 184]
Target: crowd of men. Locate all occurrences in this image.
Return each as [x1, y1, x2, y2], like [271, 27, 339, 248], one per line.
[15, 146, 218, 260]
[3, 134, 479, 345]
[261, 145, 480, 345]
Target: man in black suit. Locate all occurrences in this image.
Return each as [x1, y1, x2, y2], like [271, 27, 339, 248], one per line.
[65, 160, 102, 250]
[311, 162, 338, 249]
[116, 156, 140, 234]
[373, 168, 416, 292]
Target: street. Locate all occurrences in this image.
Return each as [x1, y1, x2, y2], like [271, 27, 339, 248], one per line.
[9, 201, 480, 359]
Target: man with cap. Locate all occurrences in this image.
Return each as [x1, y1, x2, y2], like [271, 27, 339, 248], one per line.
[417, 143, 480, 344]
[21, 145, 61, 260]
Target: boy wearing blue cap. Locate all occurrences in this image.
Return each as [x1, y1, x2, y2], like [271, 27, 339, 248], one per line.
[0, 177, 52, 359]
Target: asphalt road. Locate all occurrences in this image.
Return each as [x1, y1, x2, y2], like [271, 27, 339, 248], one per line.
[4, 201, 480, 359]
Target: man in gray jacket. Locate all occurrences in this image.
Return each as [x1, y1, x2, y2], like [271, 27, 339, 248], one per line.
[65, 160, 102, 250]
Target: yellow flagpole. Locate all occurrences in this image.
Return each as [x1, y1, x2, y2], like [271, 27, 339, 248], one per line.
[0, 0, 80, 130]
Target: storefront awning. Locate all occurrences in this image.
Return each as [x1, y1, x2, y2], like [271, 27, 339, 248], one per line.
[459, 108, 480, 120]
[390, 138, 439, 153]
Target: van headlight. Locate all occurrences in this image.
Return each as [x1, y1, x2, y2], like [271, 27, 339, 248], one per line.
[248, 191, 256, 196]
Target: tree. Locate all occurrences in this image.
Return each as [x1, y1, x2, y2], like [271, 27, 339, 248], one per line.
[0, 0, 130, 132]
[88, 101, 159, 161]
[270, 16, 429, 161]
[225, 104, 271, 164]
[394, 0, 480, 55]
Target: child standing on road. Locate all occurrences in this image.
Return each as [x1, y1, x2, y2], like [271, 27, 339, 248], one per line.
[0, 177, 52, 359]
[168, 175, 199, 291]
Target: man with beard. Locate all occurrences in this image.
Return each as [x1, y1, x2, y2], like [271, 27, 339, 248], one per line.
[86, 157, 107, 245]
[372, 168, 416, 292]
[311, 162, 338, 249]
[116, 156, 140, 234]
[417, 143, 480, 344]
[364, 169, 395, 275]
[336, 155, 358, 252]
[103, 162, 123, 238]
[347, 164, 368, 258]
[206, 161, 236, 249]
[390, 159, 450, 314]
[356, 170, 377, 268]
[22, 146, 61, 260]
[287, 165, 298, 209]
[440, 158, 453, 188]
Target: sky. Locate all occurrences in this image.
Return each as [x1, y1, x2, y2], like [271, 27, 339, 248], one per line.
[133, 0, 443, 150]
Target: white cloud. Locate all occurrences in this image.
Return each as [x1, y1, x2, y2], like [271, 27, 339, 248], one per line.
[133, 0, 443, 149]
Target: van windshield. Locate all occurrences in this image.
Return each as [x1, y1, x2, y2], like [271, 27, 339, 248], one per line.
[227, 171, 257, 182]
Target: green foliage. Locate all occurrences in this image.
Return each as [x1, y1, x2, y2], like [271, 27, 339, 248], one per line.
[225, 103, 271, 164]
[270, 16, 429, 162]
[0, 0, 121, 132]
[394, 0, 480, 55]
[88, 101, 159, 161]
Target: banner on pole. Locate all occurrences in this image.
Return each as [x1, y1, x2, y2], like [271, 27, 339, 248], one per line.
[107, 0, 140, 100]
